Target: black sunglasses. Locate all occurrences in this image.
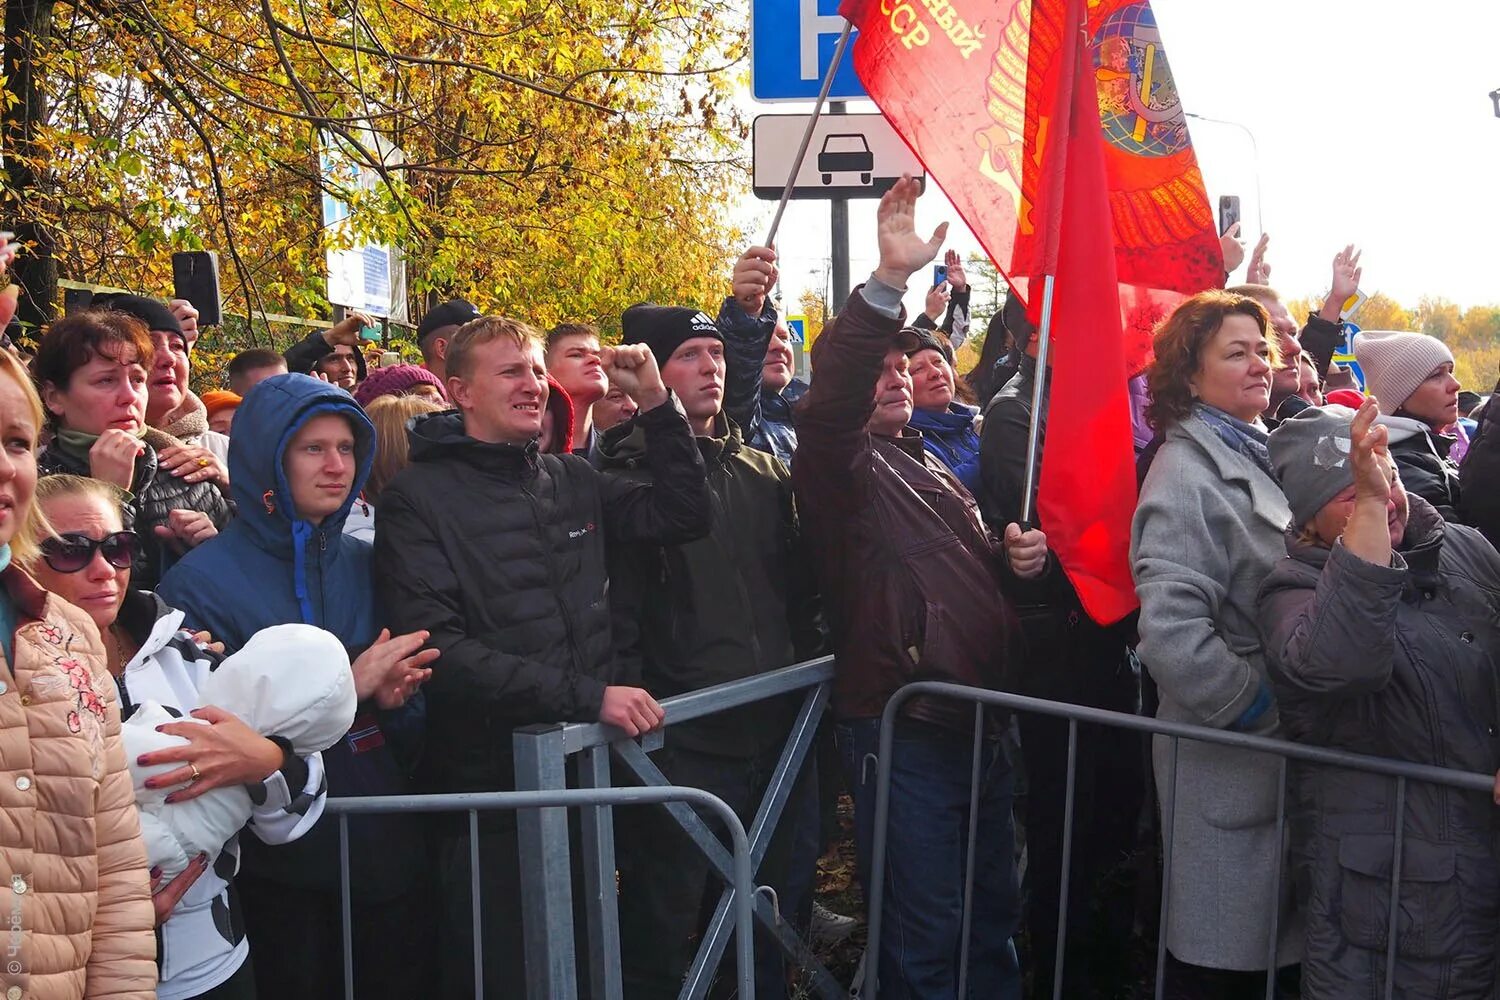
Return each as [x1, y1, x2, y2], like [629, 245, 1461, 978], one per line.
[40, 531, 137, 574]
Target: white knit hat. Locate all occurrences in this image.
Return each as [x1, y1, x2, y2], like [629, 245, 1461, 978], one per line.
[1353, 330, 1454, 414]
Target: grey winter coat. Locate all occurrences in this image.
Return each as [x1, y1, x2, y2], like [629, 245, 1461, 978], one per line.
[1131, 415, 1302, 970]
[1258, 496, 1500, 999]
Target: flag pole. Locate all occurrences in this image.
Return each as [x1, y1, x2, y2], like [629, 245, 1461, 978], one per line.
[1019, 274, 1056, 526]
[1018, 6, 1084, 528]
[765, 21, 854, 247]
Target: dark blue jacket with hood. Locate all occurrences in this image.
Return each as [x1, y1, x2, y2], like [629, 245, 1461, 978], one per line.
[157, 373, 423, 902]
[908, 402, 982, 494]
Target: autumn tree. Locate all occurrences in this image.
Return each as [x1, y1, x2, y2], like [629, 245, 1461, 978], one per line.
[965, 252, 1005, 320]
[795, 285, 827, 345]
[1, 0, 749, 343]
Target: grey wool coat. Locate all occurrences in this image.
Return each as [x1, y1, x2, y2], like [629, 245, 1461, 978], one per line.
[1258, 497, 1500, 999]
[1131, 415, 1303, 970]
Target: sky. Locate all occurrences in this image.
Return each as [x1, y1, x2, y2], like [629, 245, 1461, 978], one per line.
[735, 0, 1500, 323]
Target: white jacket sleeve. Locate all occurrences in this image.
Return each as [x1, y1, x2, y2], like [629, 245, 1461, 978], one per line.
[247, 750, 327, 844]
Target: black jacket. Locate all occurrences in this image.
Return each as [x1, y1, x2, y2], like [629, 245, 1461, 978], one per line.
[374, 400, 711, 793]
[979, 357, 1135, 704]
[600, 414, 824, 758]
[283, 327, 368, 382]
[1383, 415, 1461, 521]
[1459, 384, 1500, 545]
[39, 427, 233, 591]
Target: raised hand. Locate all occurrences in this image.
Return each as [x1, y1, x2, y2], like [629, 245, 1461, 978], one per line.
[600, 344, 669, 411]
[1349, 396, 1392, 504]
[1246, 233, 1272, 285]
[168, 299, 201, 347]
[872, 175, 948, 289]
[732, 245, 778, 316]
[1340, 396, 1397, 564]
[1219, 222, 1245, 273]
[944, 248, 968, 292]
[324, 311, 374, 348]
[924, 281, 951, 322]
[1330, 244, 1363, 303]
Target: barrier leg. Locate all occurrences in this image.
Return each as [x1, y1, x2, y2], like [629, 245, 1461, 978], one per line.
[514, 724, 579, 1000]
[578, 744, 624, 1000]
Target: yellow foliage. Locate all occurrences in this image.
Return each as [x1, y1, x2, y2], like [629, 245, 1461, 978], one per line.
[1, 0, 749, 344]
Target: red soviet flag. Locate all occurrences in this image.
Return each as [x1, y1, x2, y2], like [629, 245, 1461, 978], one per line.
[841, 0, 1222, 624]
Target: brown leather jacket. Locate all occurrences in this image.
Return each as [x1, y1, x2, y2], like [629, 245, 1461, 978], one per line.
[793, 283, 1020, 727]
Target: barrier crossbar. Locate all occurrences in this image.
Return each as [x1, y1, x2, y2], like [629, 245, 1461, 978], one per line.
[323, 787, 757, 1000]
[865, 680, 1494, 1000]
[512, 656, 842, 1000]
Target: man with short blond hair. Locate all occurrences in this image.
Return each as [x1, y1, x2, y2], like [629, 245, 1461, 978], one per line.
[375, 314, 711, 996]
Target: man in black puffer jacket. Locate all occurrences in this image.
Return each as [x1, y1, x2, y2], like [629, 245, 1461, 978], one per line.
[374, 315, 710, 998]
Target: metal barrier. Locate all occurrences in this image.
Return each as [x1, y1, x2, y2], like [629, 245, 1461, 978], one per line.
[865, 681, 1495, 1000]
[511, 656, 843, 1000]
[324, 787, 757, 1000]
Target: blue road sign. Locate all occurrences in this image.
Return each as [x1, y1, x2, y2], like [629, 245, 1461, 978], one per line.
[751, 0, 867, 102]
[786, 317, 807, 344]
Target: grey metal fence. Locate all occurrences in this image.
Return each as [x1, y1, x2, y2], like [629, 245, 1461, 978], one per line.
[864, 681, 1495, 1000]
[511, 656, 842, 1000]
[323, 787, 757, 1000]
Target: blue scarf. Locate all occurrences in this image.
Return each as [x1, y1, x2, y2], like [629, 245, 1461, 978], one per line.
[1193, 402, 1275, 481]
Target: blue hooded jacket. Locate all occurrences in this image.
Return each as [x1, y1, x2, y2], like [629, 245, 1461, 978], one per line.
[157, 374, 422, 901]
[158, 373, 377, 647]
[908, 402, 982, 494]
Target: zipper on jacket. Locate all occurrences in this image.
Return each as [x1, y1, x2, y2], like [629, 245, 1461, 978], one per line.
[315, 528, 328, 626]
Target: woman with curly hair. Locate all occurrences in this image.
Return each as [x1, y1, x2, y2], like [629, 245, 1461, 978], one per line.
[1131, 290, 1302, 997]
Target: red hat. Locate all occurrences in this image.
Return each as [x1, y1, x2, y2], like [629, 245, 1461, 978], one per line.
[1324, 389, 1366, 409]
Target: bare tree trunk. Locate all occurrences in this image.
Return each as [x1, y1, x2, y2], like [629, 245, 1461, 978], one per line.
[3, 0, 59, 328]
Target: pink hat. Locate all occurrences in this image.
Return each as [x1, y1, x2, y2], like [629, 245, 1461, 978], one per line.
[1353, 331, 1454, 414]
[352, 364, 447, 408]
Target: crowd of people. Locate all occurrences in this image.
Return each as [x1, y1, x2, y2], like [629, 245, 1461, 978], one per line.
[1, 174, 1499, 1000]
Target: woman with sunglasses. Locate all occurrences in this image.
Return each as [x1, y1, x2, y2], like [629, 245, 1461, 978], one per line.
[33, 310, 232, 592]
[0, 348, 157, 998]
[27, 473, 327, 1000]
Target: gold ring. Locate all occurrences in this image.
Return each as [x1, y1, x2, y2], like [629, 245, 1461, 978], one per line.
[196, 458, 210, 467]
[188, 762, 201, 782]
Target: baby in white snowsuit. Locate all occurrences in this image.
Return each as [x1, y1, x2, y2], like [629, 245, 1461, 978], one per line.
[124, 623, 358, 878]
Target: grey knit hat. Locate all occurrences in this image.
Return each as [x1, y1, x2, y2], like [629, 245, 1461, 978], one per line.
[1267, 404, 1358, 527]
[1353, 330, 1454, 414]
